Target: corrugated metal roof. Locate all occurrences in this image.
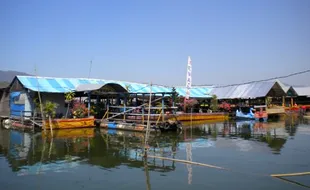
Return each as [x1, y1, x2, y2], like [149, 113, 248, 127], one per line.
[210, 81, 277, 99]
[16, 76, 172, 94]
[75, 84, 105, 92]
[293, 86, 310, 97]
[276, 79, 290, 92]
[175, 86, 213, 98]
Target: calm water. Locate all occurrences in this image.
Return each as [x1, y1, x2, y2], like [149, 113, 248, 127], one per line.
[1, 118, 310, 190]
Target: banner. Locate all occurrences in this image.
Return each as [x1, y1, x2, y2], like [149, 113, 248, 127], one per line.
[185, 56, 192, 100]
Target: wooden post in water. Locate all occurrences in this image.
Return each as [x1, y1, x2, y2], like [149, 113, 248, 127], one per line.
[143, 157, 152, 190]
[35, 66, 46, 134]
[87, 91, 91, 117]
[144, 83, 152, 158]
[48, 115, 53, 137]
[161, 93, 165, 122]
[142, 94, 145, 124]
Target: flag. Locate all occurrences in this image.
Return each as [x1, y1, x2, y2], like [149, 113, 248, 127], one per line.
[185, 56, 192, 100]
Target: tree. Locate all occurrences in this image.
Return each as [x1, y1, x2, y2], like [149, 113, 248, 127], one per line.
[210, 95, 219, 112]
[64, 91, 75, 118]
[43, 101, 58, 138]
[170, 87, 180, 105]
[43, 101, 58, 118]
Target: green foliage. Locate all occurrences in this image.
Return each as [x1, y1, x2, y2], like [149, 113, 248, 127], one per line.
[33, 97, 40, 111]
[266, 97, 272, 107]
[65, 91, 75, 102]
[170, 87, 180, 104]
[43, 101, 58, 118]
[210, 95, 219, 111]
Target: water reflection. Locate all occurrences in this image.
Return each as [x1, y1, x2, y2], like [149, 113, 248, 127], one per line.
[0, 119, 305, 176]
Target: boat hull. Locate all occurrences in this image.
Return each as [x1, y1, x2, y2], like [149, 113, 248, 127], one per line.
[100, 122, 157, 133]
[44, 117, 95, 130]
[126, 113, 228, 122]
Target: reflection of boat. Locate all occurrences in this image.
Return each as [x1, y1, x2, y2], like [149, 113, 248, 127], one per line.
[236, 107, 255, 120]
[42, 128, 95, 139]
[236, 120, 255, 129]
[44, 117, 95, 130]
[178, 138, 215, 150]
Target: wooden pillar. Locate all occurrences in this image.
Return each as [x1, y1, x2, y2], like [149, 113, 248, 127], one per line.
[162, 93, 165, 122]
[291, 97, 293, 107]
[96, 95, 100, 104]
[282, 96, 285, 107]
[123, 95, 127, 121]
[87, 91, 91, 117]
[117, 94, 121, 106]
[142, 94, 145, 124]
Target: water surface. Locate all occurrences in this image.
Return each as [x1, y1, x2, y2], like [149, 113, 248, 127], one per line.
[1, 118, 310, 190]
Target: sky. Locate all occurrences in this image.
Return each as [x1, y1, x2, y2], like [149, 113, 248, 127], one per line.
[0, 0, 310, 86]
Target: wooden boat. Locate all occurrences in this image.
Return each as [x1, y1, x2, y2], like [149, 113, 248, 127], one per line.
[173, 112, 228, 121]
[100, 121, 157, 133]
[126, 112, 228, 122]
[44, 117, 95, 130]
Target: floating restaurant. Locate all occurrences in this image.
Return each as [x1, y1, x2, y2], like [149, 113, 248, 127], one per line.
[0, 74, 309, 132]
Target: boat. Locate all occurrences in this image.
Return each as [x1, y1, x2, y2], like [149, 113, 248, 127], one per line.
[44, 117, 95, 130]
[126, 112, 228, 122]
[236, 107, 255, 120]
[100, 119, 182, 133]
[254, 105, 268, 122]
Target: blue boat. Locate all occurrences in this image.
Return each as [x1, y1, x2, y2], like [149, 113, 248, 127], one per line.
[236, 107, 255, 120]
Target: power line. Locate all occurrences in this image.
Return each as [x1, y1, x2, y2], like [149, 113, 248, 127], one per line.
[206, 69, 310, 88]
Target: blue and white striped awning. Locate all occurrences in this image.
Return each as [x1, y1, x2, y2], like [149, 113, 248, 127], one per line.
[175, 86, 213, 98]
[16, 76, 172, 94]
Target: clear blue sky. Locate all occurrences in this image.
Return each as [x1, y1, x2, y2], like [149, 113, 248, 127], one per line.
[1, 0, 309, 86]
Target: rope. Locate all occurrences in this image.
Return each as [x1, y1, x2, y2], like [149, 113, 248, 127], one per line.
[199, 69, 310, 88]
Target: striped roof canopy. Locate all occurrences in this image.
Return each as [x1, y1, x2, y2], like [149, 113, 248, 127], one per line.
[175, 86, 213, 98]
[16, 76, 172, 94]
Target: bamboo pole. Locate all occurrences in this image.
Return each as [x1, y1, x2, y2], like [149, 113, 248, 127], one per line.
[48, 115, 53, 137]
[144, 83, 152, 157]
[101, 109, 109, 122]
[155, 110, 162, 126]
[147, 155, 226, 170]
[48, 138, 53, 159]
[271, 172, 310, 177]
[35, 66, 46, 134]
[106, 96, 163, 120]
[143, 158, 152, 190]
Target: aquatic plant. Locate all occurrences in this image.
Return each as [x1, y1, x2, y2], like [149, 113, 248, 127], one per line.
[43, 101, 58, 118]
[71, 100, 88, 118]
[210, 95, 219, 112]
[64, 91, 75, 118]
[219, 101, 231, 112]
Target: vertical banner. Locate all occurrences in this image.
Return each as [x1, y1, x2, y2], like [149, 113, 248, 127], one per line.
[185, 56, 192, 100]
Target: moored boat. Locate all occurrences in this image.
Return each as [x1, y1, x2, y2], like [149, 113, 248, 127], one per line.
[44, 117, 95, 130]
[235, 107, 255, 120]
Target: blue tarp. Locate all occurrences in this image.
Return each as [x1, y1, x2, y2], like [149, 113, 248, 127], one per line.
[10, 92, 25, 117]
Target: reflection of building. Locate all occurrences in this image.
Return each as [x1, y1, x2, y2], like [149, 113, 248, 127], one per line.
[0, 128, 177, 176]
[183, 121, 290, 154]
